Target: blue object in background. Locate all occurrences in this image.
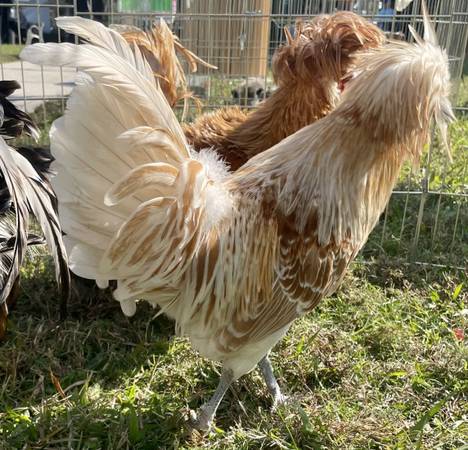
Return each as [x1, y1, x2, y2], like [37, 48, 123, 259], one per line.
[377, 4, 396, 31]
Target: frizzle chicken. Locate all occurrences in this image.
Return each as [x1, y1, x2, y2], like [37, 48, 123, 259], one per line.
[20, 5, 453, 430]
[184, 12, 385, 170]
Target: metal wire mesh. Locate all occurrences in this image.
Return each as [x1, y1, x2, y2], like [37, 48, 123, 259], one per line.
[0, 0, 466, 269]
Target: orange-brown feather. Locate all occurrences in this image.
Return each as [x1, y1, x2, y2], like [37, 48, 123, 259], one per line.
[121, 21, 215, 109]
[184, 12, 385, 170]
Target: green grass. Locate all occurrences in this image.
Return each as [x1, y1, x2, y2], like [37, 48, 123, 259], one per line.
[0, 45, 24, 64]
[457, 76, 468, 108]
[0, 259, 466, 449]
[15, 100, 66, 147]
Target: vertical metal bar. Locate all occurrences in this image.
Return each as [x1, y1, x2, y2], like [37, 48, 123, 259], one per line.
[431, 190, 444, 252]
[398, 169, 413, 252]
[110, 0, 115, 26]
[419, 128, 435, 257]
[205, 0, 212, 101]
[379, 202, 390, 255]
[410, 188, 426, 262]
[34, 0, 47, 131]
[430, 152, 450, 252]
[14, 1, 28, 113]
[410, 134, 434, 261]
[57, 0, 65, 116]
[449, 199, 462, 261]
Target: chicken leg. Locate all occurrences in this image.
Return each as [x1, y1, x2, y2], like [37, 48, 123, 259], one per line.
[189, 367, 234, 431]
[258, 355, 287, 408]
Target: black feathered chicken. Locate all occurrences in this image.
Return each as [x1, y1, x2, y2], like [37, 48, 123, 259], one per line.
[0, 80, 69, 339]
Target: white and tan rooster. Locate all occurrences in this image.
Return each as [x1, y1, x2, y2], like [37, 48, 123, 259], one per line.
[21, 3, 454, 430]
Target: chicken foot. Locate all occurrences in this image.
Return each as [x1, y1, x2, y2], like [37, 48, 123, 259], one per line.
[189, 356, 287, 431]
[189, 367, 234, 431]
[258, 355, 288, 408]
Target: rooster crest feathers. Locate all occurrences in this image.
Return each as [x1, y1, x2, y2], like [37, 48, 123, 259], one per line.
[273, 11, 385, 86]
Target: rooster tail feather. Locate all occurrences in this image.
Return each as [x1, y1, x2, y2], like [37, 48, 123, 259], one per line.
[16, 146, 55, 180]
[56, 16, 131, 55]
[0, 80, 21, 98]
[0, 216, 45, 259]
[0, 138, 70, 305]
[0, 81, 40, 141]
[20, 17, 191, 285]
[0, 140, 29, 304]
[116, 18, 215, 116]
[21, 18, 232, 316]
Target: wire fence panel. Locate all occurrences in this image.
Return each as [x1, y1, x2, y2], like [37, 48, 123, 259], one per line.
[0, 0, 466, 269]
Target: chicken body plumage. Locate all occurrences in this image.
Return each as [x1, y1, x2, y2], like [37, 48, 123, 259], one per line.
[21, 10, 453, 428]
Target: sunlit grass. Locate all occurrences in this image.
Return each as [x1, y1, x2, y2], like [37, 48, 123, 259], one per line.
[0, 258, 466, 449]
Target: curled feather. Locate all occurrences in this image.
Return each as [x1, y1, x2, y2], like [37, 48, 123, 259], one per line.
[0, 141, 29, 304]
